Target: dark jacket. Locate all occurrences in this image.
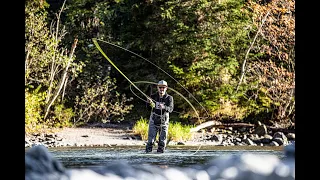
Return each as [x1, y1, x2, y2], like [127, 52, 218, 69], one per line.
[147, 92, 174, 115]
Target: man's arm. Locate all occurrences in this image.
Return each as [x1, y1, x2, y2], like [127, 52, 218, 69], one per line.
[164, 95, 174, 113]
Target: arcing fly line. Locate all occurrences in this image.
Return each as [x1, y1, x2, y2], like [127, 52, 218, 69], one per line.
[94, 38, 210, 119]
[93, 38, 200, 120]
[93, 38, 205, 154]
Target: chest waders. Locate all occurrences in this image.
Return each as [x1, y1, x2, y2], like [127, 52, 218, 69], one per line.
[145, 105, 169, 153]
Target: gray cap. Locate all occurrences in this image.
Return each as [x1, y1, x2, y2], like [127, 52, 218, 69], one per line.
[157, 80, 168, 87]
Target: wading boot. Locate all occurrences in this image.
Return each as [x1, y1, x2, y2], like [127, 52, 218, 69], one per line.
[157, 147, 164, 153]
[145, 143, 153, 153]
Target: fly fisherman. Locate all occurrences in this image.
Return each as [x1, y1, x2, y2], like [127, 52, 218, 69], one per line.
[146, 80, 174, 153]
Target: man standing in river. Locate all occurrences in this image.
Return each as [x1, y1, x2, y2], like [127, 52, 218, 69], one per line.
[146, 80, 174, 153]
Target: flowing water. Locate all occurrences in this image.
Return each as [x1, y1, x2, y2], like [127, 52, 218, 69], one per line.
[47, 145, 285, 169]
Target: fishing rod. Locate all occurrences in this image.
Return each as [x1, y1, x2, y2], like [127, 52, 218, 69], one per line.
[93, 38, 199, 119]
[92, 38, 153, 102]
[93, 38, 204, 155]
[95, 39, 210, 119]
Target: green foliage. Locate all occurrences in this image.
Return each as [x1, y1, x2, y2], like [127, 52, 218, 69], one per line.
[25, 0, 136, 131]
[27, 0, 295, 130]
[25, 0, 52, 86]
[25, 86, 46, 133]
[168, 122, 194, 141]
[73, 77, 133, 125]
[154, 0, 255, 120]
[26, 0, 83, 120]
[52, 104, 75, 127]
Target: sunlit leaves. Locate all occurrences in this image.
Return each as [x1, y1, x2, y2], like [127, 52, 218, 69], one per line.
[244, 0, 295, 123]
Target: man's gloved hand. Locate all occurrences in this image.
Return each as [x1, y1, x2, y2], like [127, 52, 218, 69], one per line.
[150, 101, 155, 108]
[148, 98, 155, 108]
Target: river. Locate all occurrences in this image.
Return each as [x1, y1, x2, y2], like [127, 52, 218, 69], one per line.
[48, 145, 285, 169]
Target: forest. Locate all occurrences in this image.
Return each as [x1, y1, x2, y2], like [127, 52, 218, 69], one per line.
[25, 0, 295, 133]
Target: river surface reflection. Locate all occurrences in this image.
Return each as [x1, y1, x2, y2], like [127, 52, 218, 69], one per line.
[48, 145, 285, 169]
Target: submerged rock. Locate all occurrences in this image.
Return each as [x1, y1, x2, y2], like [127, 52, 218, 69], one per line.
[25, 145, 68, 180]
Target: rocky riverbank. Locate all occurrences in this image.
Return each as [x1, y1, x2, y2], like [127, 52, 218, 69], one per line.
[25, 121, 295, 148]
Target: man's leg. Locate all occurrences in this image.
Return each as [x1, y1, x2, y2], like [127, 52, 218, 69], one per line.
[157, 115, 169, 153]
[146, 115, 157, 153]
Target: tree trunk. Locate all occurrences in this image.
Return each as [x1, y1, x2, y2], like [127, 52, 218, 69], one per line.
[190, 121, 295, 134]
[44, 38, 78, 120]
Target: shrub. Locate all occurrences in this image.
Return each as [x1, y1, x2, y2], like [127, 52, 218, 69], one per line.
[132, 117, 194, 142]
[52, 104, 74, 128]
[25, 86, 46, 133]
[132, 116, 149, 140]
[168, 122, 194, 141]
